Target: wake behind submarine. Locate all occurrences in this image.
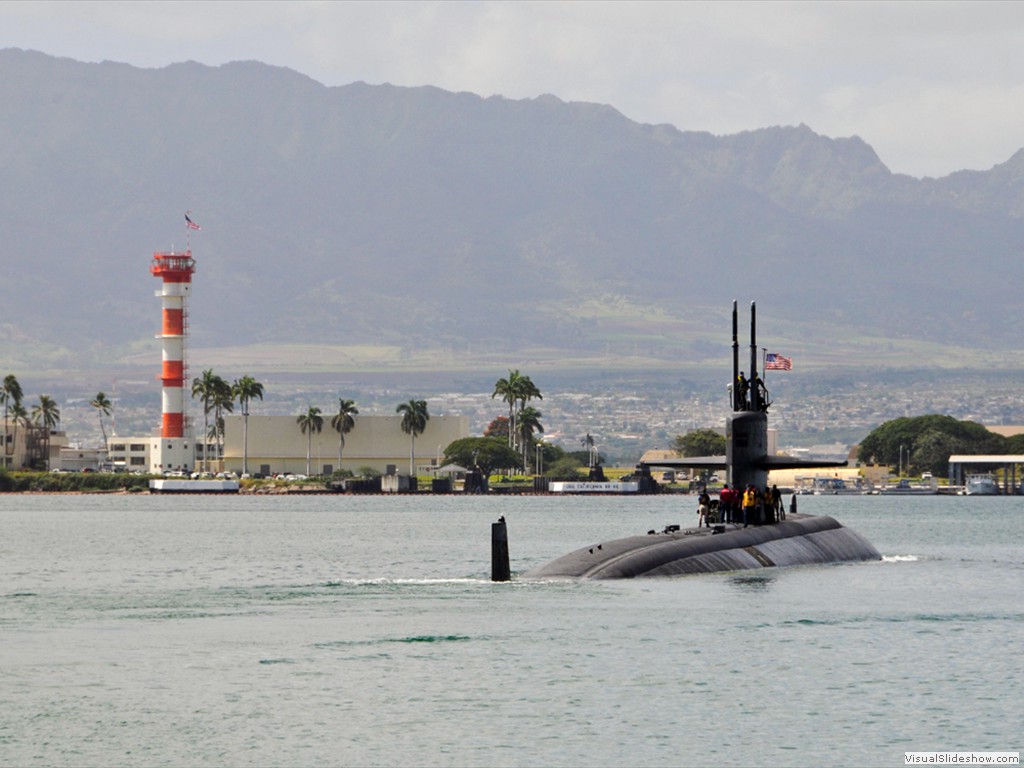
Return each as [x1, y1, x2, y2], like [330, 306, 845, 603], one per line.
[521, 301, 881, 580]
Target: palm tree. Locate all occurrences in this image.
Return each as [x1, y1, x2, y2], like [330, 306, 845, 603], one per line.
[515, 374, 542, 456]
[491, 370, 522, 449]
[517, 405, 544, 468]
[192, 369, 216, 471]
[32, 394, 60, 430]
[296, 406, 324, 476]
[9, 402, 27, 465]
[396, 399, 430, 476]
[330, 398, 359, 474]
[491, 371, 543, 454]
[515, 374, 543, 415]
[31, 394, 60, 471]
[1, 374, 24, 456]
[211, 379, 234, 471]
[192, 369, 229, 472]
[90, 391, 112, 450]
[582, 432, 596, 467]
[207, 421, 221, 463]
[232, 376, 264, 476]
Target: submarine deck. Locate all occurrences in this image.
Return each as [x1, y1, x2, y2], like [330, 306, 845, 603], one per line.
[523, 513, 881, 579]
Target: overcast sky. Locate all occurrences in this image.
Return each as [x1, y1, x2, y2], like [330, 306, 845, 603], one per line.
[3, 0, 1022, 178]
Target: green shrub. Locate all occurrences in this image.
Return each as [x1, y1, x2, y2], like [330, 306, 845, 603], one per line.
[1, 471, 153, 493]
[544, 457, 586, 481]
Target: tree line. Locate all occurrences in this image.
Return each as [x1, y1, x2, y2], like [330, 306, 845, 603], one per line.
[857, 414, 1024, 477]
[672, 417, 1021, 479]
[3, 364, 569, 479]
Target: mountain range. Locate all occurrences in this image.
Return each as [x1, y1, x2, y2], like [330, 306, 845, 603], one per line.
[2, 47, 1023, 375]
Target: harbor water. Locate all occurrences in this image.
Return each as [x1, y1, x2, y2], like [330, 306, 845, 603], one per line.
[1, 493, 1021, 767]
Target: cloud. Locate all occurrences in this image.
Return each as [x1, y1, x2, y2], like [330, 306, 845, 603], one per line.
[2, 0, 1023, 177]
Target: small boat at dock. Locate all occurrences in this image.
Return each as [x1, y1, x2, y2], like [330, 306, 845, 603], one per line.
[965, 474, 999, 496]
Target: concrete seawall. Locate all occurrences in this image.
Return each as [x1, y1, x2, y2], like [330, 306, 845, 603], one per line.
[149, 479, 240, 493]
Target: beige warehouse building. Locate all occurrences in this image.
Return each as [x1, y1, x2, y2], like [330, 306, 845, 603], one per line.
[220, 414, 470, 476]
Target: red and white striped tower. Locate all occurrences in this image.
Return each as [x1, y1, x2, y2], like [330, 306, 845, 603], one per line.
[150, 250, 196, 439]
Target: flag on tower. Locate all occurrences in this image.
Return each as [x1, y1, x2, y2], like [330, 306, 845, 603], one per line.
[765, 353, 792, 370]
[185, 212, 201, 230]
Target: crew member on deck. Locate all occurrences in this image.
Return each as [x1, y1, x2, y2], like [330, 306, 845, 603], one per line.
[736, 372, 749, 410]
[742, 485, 757, 527]
[719, 484, 733, 524]
[698, 489, 711, 528]
[771, 485, 782, 520]
[763, 486, 774, 524]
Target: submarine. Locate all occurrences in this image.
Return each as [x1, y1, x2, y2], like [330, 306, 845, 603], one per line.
[523, 301, 881, 579]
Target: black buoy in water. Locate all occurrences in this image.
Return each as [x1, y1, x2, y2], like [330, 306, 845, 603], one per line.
[491, 516, 511, 582]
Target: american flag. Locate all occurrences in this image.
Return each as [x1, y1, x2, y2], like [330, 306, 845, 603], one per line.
[185, 213, 201, 231]
[765, 353, 792, 370]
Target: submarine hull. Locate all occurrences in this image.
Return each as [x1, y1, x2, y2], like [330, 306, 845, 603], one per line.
[524, 514, 881, 579]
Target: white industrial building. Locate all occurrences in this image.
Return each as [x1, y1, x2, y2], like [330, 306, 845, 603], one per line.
[1, 425, 68, 471]
[220, 413, 470, 476]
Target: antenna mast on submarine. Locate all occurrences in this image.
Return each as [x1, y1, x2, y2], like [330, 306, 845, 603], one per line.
[750, 302, 760, 412]
[732, 301, 740, 411]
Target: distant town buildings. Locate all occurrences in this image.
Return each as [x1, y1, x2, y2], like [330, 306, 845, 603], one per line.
[14, 368, 1024, 474]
